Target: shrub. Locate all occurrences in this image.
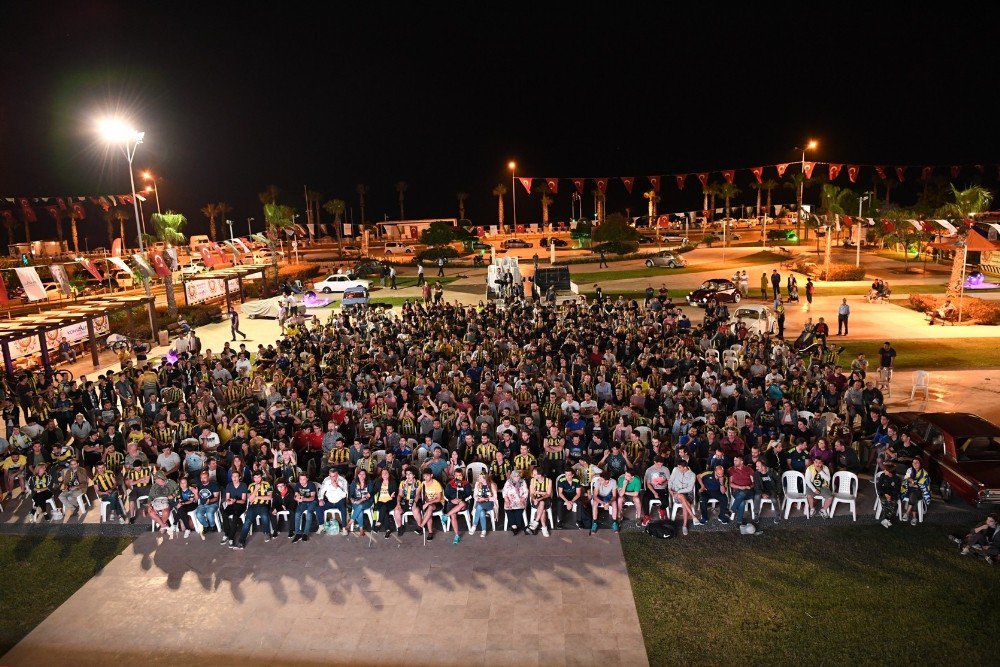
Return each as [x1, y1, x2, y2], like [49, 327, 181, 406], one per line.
[591, 241, 639, 255]
[416, 246, 460, 263]
[824, 264, 867, 281]
[908, 293, 1000, 325]
[108, 303, 223, 339]
[278, 264, 321, 281]
[702, 234, 720, 247]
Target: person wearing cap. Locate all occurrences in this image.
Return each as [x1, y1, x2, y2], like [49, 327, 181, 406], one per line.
[146, 470, 179, 535]
[235, 471, 274, 549]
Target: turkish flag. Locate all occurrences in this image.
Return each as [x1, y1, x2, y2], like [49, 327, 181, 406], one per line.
[776, 163, 790, 177]
[950, 166, 961, 179]
[921, 166, 933, 182]
[828, 164, 843, 180]
[882, 219, 895, 233]
[875, 166, 887, 180]
[722, 170, 735, 184]
[648, 175, 661, 192]
[71, 202, 86, 220]
[620, 177, 634, 194]
[802, 162, 816, 179]
[572, 178, 585, 194]
[697, 173, 709, 188]
[152, 253, 172, 278]
[545, 178, 558, 194]
[18, 198, 37, 222]
[751, 167, 763, 183]
[45, 205, 60, 221]
[595, 178, 608, 194]
[847, 165, 859, 183]
[895, 166, 907, 182]
[57, 198, 67, 210]
[675, 174, 687, 190]
[518, 177, 533, 194]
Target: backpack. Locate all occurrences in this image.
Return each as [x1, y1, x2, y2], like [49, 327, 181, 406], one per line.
[324, 518, 340, 536]
[645, 520, 675, 539]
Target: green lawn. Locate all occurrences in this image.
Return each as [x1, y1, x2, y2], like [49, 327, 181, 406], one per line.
[0, 534, 133, 655]
[837, 338, 1000, 370]
[573, 251, 789, 284]
[811, 283, 947, 297]
[623, 523, 1000, 665]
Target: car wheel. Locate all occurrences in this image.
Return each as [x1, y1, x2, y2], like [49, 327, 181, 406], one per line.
[732, 292, 741, 303]
[645, 260, 654, 268]
[939, 480, 953, 502]
[667, 261, 677, 268]
[385, 249, 393, 254]
[322, 287, 332, 294]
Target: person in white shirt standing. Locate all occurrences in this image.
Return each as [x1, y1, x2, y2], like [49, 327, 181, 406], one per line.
[837, 298, 850, 336]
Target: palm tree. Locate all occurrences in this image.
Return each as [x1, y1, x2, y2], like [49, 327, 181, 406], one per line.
[113, 208, 130, 250]
[2, 215, 15, 247]
[883, 177, 899, 205]
[148, 211, 188, 318]
[643, 189, 660, 221]
[258, 184, 280, 208]
[66, 207, 83, 254]
[201, 203, 221, 242]
[937, 185, 994, 296]
[707, 182, 721, 219]
[395, 181, 408, 219]
[819, 184, 857, 278]
[259, 185, 294, 279]
[322, 199, 346, 254]
[49, 207, 65, 245]
[492, 184, 508, 230]
[592, 190, 606, 225]
[784, 173, 820, 240]
[701, 182, 712, 216]
[534, 183, 553, 226]
[356, 184, 368, 228]
[718, 183, 741, 220]
[305, 191, 322, 240]
[456, 191, 469, 221]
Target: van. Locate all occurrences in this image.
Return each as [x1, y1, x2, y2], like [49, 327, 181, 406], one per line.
[189, 235, 211, 252]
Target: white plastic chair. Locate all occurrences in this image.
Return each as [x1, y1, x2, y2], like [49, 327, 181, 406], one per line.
[732, 410, 751, 426]
[899, 496, 926, 523]
[756, 495, 778, 520]
[910, 371, 929, 401]
[503, 508, 527, 531]
[781, 471, 808, 519]
[877, 367, 892, 396]
[323, 508, 344, 524]
[528, 504, 554, 528]
[829, 470, 858, 521]
[634, 426, 652, 445]
[373, 449, 386, 464]
[796, 410, 815, 424]
[466, 462, 488, 482]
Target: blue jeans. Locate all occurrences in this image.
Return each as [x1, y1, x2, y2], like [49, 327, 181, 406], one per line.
[98, 492, 125, 517]
[294, 501, 316, 535]
[239, 504, 273, 545]
[350, 500, 373, 528]
[194, 503, 218, 531]
[473, 502, 494, 530]
[732, 489, 753, 524]
[316, 499, 346, 527]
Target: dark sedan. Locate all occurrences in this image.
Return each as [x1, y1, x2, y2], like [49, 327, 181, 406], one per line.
[538, 237, 569, 248]
[686, 278, 742, 306]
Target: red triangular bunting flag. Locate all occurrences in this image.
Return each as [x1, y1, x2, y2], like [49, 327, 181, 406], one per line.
[675, 174, 687, 190]
[776, 163, 790, 177]
[572, 178, 585, 195]
[751, 167, 763, 183]
[697, 173, 709, 188]
[847, 165, 859, 183]
[57, 198, 67, 210]
[950, 166, 961, 179]
[895, 166, 906, 182]
[802, 162, 816, 179]
[722, 170, 735, 184]
[921, 166, 933, 182]
[875, 166, 887, 180]
[620, 177, 634, 194]
[70, 202, 86, 220]
[45, 205, 60, 221]
[828, 164, 843, 180]
[594, 178, 608, 194]
[647, 175, 661, 192]
[518, 177, 533, 194]
[545, 178, 558, 194]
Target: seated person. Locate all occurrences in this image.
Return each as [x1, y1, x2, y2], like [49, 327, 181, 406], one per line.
[951, 513, 998, 563]
[929, 299, 956, 324]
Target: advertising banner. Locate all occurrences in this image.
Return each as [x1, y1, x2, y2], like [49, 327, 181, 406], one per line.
[184, 278, 240, 305]
[14, 267, 47, 301]
[11, 316, 110, 359]
[50, 265, 72, 296]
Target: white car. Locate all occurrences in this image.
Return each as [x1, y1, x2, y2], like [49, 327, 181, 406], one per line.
[732, 305, 778, 335]
[383, 242, 414, 254]
[313, 274, 370, 294]
[181, 259, 206, 276]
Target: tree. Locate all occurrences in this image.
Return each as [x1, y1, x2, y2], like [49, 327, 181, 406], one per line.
[49, 207, 65, 245]
[322, 199, 346, 253]
[592, 213, 639, 244]
[883, 176, 899, 205]
[819, 184, 859, 278]
[395, 181, 408, 219]
[784, 173, 820, 240]
[419, 220, 459, 247]
[113, 208, 130, 250]
[66, 206, 83, 254]
[305, 191, 322, 241]
[356, 184, 368, 227]
[534, 183, 553, 226]
[492, 183, 508, 229]
[718, 183, 741, 220]
[937, 185, 994, 296]
[2, 214, 16, 246]
[103, 209, 116, 248]
[259, 185, 294, 277]
[201, 203, 222, 242]
[148, 210, 188, 318]
[592, 190, 606, 225]
[643, 189, 660, 223]
[456, 191, 468, 221]
[760, 179, 779, 227]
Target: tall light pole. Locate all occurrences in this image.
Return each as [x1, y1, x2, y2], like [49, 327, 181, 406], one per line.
[794, 139, 817, 237]
[508, 161, 517, 236]
[247, 217, 254, 237]
[226, 219, 235, 242]
[142, 171, 162, 214]
[855, 192, 870, 267]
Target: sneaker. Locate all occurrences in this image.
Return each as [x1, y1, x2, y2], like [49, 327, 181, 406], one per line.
[819, 509, 828, 519]
[481, 530, 486, 537]
[221, 536, 229, 545]
[541, 525, 549, 537]
[987, 556, 995, 566]
[199, 530, 206, 541]
[948, 535, 963, 545]
[719, 516, 730, 524]
[384, 530, 392, 539]
[397, 527, 405, 537]
[961, 546, 970, 556]
[453, 535, 461, 545]
[302, 535, 309, 542]
[264, 535, 271, 543]
[512, 527, 521, 536]
[233, 544, 245, 550]
[228, 539, 234, 547]
[881, 518, 892, 528]
[468, 527, 476, 536]
[590, 521, 598, 534]
[910, 516, 917, 526]
[427, 532, 435, 541]
[168, 529, 175, 540]
[691, 518, 703, 526]
[292, 535, 302, 544]
[524, 527, 535, 536]
[658, 509, 666, 521]
[183, 529, 191, 539]
[641, 515, 650, 527]
[413, 528, 422, 535]
[682, 526, 688, 536]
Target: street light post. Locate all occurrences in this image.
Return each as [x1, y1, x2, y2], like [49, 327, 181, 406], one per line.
[142, 172, 162, 215]
[226, 219, 235, 242]
[794, 140, 817, 239]
[247, 217, 254, 237]
[855, 193, 870, 267]
[958, 241, 969, 323]
[508, 161, 517, 237]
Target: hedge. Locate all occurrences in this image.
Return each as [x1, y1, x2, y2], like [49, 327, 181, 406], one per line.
[416, 247, 461, 263]
[108, 303, 224, 339]
[908, 293, 1000, 325]
[824, 264, 867, 281]
[591, 241, 639, 255]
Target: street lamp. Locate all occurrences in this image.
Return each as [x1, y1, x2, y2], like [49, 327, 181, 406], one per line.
[247, 217, 254, 237]
[141, 171, 162, 214]
[226, 219, 235, 242]
[794, 139, 818, 236]
[855, 192, 871, 267]
[508, 161, 517, 236]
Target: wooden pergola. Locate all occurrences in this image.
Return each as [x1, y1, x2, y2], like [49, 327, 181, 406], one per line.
[181, 263, 273, 312]
[0, 294, 155, 380]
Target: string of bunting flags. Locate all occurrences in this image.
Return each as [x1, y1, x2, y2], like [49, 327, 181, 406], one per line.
[515, 162, 1000, 195]
[0, 194, 137, 226]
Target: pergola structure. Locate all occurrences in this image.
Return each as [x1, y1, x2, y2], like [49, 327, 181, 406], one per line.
[180, 263, 273, 313]
[0, 294, 155, 380]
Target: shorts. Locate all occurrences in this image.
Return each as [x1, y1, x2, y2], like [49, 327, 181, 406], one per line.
[532, 497, 552, 509]
[398, 500, 412, 513]
[424, 502, 442, 512]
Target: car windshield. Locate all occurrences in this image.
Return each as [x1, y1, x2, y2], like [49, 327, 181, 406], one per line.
[954, 436, 1000, 461]
[733, 308, 760, 319]
[702, 281, 727, 290]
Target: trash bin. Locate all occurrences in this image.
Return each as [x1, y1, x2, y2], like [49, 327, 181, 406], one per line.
[158, 330, 169, 346]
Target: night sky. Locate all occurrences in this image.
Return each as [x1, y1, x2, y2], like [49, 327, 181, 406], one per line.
[2, 3, 999, 244]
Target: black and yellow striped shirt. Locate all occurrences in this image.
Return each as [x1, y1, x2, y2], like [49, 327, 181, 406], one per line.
[93, 472, 117, 493]
[476, 443, 497, 462]
[248, 481, 272, 505]
[104, 450, 124, 471]
[544, 437, 565, 460]
[513, 453, 536, 475]
[29, 474, 51, 492]
[327, 448, 351, 465]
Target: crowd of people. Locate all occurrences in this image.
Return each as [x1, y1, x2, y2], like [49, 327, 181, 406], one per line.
[0, 284, 991, 561]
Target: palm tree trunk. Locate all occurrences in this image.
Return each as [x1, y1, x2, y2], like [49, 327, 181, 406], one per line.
[755, 188, 761, 218]
[107, 222, 114, 249]
[55, 215, 64, 244]
[23, 219, 31, 243]
[335, 214, 344, 254]
[163, 269, 178, 318]
[71, 219, 79, 254]
[459, 200, 465, 220]
[946, 236, 967, 297]
[360, 197, 366, 227]
[120, 220, 127, 251]
[399, 194, 405, 220]
[542, 203, 549, 224]
[209, 216, 217, 242]
[497, 197, 504, 228]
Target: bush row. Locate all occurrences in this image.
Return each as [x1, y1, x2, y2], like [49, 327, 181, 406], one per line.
[908, 293, 1000, 325]
[108, 303, 224, 339]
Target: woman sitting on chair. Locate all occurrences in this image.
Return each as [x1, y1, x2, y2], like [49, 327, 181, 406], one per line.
[901, 457, 931, 526]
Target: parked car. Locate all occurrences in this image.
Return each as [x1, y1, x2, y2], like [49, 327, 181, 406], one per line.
[313, 274, 370, 294]
[661, 235, 689, 246]
[181, 259, 206, 277]
[341, 285, 370, 307]
[502, 238, 531, 249]
[732, 305, 777, 335]
[472, 242, 494, 252]
[538, 237, 569, 248]
[686, 278, 742, 306]
[887, 411, 1000, 506]
[339, 244, 363, 257]
[352, 260, 388, 278]
[383, 241, 414, 254]
[114, 271, 136, 289]
[644, 251, 687, 268]
[636, 235, 657, 245]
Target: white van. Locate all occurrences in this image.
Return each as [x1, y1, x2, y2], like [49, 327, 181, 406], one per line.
[189, 235, 211, 252]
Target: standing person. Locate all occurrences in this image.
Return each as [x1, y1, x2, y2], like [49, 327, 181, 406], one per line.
[776, 299, 786, 339]
[229, 307, 247, 342]
[594, 284, 603, 304]
[416, 263, 425, 287]
[878, 341, 897, 377]
[740, 270, 749, 297]
[837, 298, 850, 335]
[770, 270, 781, 299]
[433, 282, 444, 305]
[805, 278, 815, 309]
[760, 272, 769, 300]
[532, 253, 540, 271]
[421, 280, 431, 305]
[389, 265, 397, 290]
[598, 247, 608, 268]
[235, 470, 273, 549]
[437, 256, 445, 277]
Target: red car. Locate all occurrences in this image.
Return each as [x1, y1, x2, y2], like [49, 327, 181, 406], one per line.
[686, 278, 742, 307]
[888, 411, 1000, 507]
